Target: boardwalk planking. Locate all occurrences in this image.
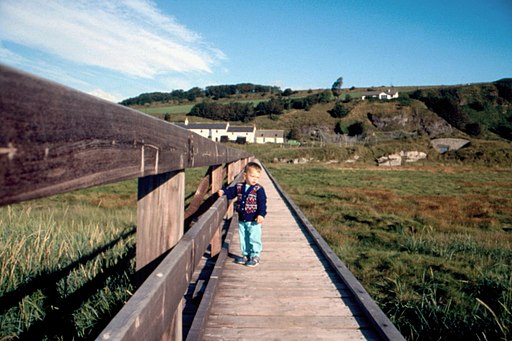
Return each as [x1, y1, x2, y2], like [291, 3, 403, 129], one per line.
[201, 167, 380, 340]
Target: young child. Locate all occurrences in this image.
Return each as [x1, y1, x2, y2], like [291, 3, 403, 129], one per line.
[218, 162, 267, 267]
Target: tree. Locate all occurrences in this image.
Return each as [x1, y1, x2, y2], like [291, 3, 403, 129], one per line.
[255, 97, 284, 118]
[187, 87, 203, 101]
[331, 76, 343, 97]
[328, 102, 349, 118]
[347, 121, 364, 136]
[282, 88, 293, 96]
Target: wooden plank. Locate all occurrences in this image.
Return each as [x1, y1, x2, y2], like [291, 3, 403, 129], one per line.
[136, 170, 185, 339]
[206, 315, 372, 330]
[224, 162, 237, 219]
[98, 239, 193, 341]
[217, 281, 347, 292]
[136, 171, 184, 273]
[0, 64, 250, 206]
[219, 269, 336, 279]
[213, 287, 350, 298]
[210, 297, 363, 317]
[209, 165, 224, 256]
[203, 327, 379, 341]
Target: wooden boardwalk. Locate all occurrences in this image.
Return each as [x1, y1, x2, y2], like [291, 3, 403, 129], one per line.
[189, 167, 385, 340]
[1, 66, 401, 341]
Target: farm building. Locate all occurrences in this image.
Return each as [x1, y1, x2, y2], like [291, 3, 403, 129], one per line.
[226, 125, 256, 144]
[255, 130, 285, 143]
[175, 119, 228, 142]
[175, 119, 283, 144]
[361, 89, 399, 100]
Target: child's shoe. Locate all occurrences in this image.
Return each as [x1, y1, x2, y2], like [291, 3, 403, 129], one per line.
[235, 255, 248, 264]
[245, 256, 260, 267]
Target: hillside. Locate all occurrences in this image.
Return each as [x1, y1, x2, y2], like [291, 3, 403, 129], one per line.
[124, 80, 512, 166]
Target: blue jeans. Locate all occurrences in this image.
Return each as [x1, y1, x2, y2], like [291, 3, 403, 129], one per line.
[238, 221, 262, 258]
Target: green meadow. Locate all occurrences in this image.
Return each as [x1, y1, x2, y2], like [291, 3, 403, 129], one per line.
[266, 162, 512, 340]
[1, 152, 511, 339]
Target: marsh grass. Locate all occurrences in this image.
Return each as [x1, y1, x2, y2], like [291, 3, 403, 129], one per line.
[267, 163, 512, 341]
[0, 187, 137, 339]
[0, 168, 206, 339]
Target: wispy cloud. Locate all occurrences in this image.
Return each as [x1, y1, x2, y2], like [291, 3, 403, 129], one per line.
[87, 88, 123, 103]
[0, 0, 224, 79]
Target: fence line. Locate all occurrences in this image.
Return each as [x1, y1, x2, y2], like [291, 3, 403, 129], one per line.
[0, 64, 251, 340]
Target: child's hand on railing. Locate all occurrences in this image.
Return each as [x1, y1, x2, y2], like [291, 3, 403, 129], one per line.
[217, 189, 224, 197]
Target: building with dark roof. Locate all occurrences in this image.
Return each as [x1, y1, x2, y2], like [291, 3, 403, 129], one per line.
[255, 130, 285, 143]
[175, 119, 283, 144]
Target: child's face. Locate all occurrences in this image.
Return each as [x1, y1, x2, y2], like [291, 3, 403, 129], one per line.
[245, 167, 261, 186]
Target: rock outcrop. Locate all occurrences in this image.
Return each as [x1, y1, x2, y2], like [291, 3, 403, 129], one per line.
[377, 151, 427, 166]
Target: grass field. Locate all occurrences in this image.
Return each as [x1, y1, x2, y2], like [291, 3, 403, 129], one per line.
[1, 150, 510, 340]
[0, 168, 207, 340]
[266, 163, 512, 341]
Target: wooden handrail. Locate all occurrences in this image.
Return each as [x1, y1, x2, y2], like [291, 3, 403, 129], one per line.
[0, 64, 250, 206]
[0, 64, 251, 340]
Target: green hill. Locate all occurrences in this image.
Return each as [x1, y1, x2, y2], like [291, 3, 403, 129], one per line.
[123, 80, 512, 166]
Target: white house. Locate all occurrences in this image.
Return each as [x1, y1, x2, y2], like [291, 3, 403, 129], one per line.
[175, 119, 228, 142]
[226, 125, 256, 143]
[175, 119, 284, 144]
[361, 89, 399, 100]
[255, 130, 285, 144]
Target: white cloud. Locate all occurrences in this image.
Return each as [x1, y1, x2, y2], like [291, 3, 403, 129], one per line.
[0, 0, 223, 79]
[0, 42, 92, 88]
[0, 44, 26, 64]
[87, 88, 122, 103]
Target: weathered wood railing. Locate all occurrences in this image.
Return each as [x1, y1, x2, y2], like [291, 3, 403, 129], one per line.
[0, 64, 250, 340]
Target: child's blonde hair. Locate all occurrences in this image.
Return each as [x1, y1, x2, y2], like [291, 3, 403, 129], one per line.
[245, 162, 262, 173]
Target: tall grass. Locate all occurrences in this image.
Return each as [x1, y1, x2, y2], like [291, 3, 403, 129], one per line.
[0, 203, 136, 339]
[0, 168, 208, 339]
[0, 179, 138, 340]
[267, 163, 512, 341]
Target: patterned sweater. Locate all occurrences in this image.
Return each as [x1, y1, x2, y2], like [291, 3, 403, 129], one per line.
[222, 182, 267, 222]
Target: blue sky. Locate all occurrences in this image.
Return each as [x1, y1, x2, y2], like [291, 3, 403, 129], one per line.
[1, 0, 511, 103]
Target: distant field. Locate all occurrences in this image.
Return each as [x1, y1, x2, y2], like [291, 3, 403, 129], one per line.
[135, 104, 194, 115]
[267, 163, 512, 341]
[134, 98, 269, 116]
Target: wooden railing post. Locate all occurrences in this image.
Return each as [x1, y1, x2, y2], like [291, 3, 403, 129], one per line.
[209, 164, 224, 257]
[225, 160, 244, 219]
[136, 170, 185, 340]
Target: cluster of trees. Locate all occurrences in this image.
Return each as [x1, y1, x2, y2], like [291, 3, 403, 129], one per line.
[120, 88, 203, 105]
[120, 83, 281, 106]
[328, 102, 349, 118]
[189, 101, 255, 122]
[189, 90, 338, 122]
[188, 97, 286, 122]
[286, 91, 334, 111]
[205, 84, 280, 99]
